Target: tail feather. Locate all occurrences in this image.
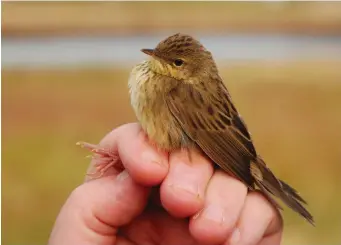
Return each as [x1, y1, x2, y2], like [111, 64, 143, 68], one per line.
[252, 157, 314, 225]
[279, 179, 307, 205]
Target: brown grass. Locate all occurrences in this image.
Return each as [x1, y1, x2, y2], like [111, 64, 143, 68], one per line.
[2, 61, 341, 244]
[3, 2, 341, 36]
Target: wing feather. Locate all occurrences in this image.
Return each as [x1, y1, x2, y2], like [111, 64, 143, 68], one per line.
[166, 82, 257, 187]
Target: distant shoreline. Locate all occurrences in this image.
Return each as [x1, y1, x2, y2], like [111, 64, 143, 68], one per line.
[4, 26, 341, 38]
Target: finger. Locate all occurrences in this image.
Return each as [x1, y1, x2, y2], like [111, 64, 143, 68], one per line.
[87, 123, 169, 186]
[160, 149, 214, 218]
[190, 170, 247, 245]
[257, 232, 282, 245]
[226, 191, 283, 245]
[49, 171, 150, 245]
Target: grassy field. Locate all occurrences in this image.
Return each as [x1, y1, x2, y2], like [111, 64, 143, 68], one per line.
[3, 2, 341, 36]
[2, 61, 341, 244]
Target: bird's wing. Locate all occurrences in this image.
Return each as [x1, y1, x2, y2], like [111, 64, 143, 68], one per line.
[165, 82, 257, 187]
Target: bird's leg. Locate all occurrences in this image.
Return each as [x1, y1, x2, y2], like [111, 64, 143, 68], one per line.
[77, 141, 122, 179]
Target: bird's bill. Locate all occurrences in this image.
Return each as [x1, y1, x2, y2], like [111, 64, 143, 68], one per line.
[141, 49, 154, 56]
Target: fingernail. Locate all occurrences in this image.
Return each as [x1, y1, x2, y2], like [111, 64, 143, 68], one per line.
[202, 204, 225, 224]
[142, 150, 167, 167]
[171, 181, 200, 197]
[229, 228, 240, 245]
[117, 170, 129, 182]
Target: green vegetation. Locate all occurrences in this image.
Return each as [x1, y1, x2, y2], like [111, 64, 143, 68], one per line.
[3, 61, 341, 244]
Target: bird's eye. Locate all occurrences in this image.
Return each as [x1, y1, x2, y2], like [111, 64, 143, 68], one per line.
[174, 59, 184, 67]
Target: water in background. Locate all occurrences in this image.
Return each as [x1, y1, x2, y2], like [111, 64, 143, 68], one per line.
[3, 34, 341, 68]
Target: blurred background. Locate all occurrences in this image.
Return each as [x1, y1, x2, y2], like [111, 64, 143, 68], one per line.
[2, 2, 341, 245]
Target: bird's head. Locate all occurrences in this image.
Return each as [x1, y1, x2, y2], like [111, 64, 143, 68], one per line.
[141, 33, 217, 81]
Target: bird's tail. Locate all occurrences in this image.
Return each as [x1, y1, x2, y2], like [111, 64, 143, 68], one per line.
[252, 157, 314, 225]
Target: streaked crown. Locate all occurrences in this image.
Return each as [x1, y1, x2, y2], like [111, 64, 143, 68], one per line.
[141, 33, 216, 81]
[155, 33, 205, 56]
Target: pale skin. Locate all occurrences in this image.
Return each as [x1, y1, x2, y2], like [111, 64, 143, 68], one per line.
[48, 123, 283, 245]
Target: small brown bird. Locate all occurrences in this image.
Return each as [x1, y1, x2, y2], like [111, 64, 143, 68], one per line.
[79, 33, 314, 225]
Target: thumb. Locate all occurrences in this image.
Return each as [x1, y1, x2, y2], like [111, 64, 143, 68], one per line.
[48, 171, 150, 245]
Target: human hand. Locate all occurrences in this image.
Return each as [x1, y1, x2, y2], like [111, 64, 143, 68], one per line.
[48, 123, 283, 245]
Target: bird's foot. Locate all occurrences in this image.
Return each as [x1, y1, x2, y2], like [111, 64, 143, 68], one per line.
[77, 141, 122, 179]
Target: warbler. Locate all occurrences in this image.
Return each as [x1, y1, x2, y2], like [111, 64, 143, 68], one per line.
[79, 33, 314, 225]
